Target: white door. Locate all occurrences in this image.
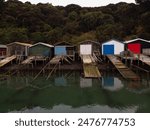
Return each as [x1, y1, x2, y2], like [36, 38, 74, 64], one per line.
[80, 45, 92, 55]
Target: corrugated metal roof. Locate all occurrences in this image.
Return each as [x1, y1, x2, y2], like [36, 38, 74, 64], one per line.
[30, 42, 54, 48]
[7, 42, 32, 47]
[0, 45, 7, 48]
[124, 38, 150, 44]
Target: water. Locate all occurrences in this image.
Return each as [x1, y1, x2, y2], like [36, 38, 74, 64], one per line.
[0, 71, 150, 113]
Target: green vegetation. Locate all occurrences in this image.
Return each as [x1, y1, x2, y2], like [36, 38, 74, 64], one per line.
[0, 0, 150, 45]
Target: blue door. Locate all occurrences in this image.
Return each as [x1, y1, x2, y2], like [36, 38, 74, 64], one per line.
[103, 45, 114, 55]
[55, 46, 66, 55]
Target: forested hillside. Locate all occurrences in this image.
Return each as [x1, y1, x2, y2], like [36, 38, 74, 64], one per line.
[0, 0, 150, 45]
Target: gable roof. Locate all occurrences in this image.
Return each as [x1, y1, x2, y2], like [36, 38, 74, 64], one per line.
[79, 40, 100, 45]
[0, 45, 7, 48]
[124, 38, 150, 44]
[102, 39, 124, 45]
[30, 42, 54, 48]
[54, 41, 74, 46]
[7, 42, 32, 47]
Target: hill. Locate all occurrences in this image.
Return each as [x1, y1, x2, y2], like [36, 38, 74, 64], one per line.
[0, 0, 150, 44]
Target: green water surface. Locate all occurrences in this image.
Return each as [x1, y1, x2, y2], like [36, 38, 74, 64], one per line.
[0, 71, 150, 113]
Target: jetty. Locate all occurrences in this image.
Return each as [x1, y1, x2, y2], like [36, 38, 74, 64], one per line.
[21, 56, 35, 67]
[49, 55, 63, 64]
[81, 55, 101, 78]
[107, 55, 140, 80]
[0, 55, 16, 68]
[138, 54, 150, 67]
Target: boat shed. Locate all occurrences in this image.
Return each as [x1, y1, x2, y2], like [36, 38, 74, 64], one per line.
[29, 42, 54, 58]
[0, 45, 7, 59]
[124, 38, 150, 54]
[102, 39, 124, 55]
[79, 40, 100, 56]
[54, 41, 75, 58]
[7, 42, 32, 57]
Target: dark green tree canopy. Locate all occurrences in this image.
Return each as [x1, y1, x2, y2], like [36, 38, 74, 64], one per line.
[135, 0, 150, 3]
[0, 0, 150, 44]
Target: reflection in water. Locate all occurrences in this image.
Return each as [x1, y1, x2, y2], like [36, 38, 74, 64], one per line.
[80, 78, 92, 88]
[55, 77, 67, 87]
[0, 71, 150, 113]
[11, 104, 139, 113]
[102, 77, 123, 91]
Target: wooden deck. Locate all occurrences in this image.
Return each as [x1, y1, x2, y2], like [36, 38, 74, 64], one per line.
[81, 55, 101, 78]
[0, 55, 16, 68]
[107, 55, 140, 80]
[21, 56, 35, 65]
[81, 55, 95, 64]
[50, 56, 63, 64]
[139, 54, 150, 67]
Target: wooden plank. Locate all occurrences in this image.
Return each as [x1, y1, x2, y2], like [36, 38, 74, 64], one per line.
[82, 55, 93, 64]
[0, 55, 16, 68]
[50, 56, 62, 64]
[83, 64, 101, 78]
[107, 55, 140, 80]
[81, 54, 101, 78]
[21, 56, 35, 65]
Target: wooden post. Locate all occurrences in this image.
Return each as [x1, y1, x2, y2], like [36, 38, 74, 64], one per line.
[130, 59, 133, 68]
[138, 54, 140, 66]
[125, 53, 127, 65]
[59, 62, 60, 70]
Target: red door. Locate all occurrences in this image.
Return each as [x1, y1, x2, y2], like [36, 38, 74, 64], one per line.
[128, 43, 141, 54]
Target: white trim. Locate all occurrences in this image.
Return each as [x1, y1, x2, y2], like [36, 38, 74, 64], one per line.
[102, 40, 124, 55]
[7, 42, 32, 47]
[0, 45, 7, 48]
[30, 42, 54, 48]
[124, 38, 150, 44]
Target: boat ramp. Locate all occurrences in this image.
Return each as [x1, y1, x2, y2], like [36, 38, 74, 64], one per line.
[107, 55, 140, 80]
[81, 55, 101, 78]
[0, 55, 16, 68]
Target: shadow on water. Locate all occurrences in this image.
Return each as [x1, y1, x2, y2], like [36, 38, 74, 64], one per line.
[0, 70, 150, 113]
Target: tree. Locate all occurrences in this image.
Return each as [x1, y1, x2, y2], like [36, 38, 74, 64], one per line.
[0, 0, 5, 13]
[96, 24, 124, 43]
[135, 0, 150, 4]
[80, 12, 114, 32]
[0, 28, 28, 44]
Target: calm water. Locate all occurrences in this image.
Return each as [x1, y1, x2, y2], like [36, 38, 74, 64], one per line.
[0, 70, 150, 113]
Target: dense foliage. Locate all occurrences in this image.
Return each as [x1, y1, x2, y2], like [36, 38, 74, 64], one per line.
[0, 0, 150, 45]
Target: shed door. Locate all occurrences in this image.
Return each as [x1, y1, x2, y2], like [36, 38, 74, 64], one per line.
[103, 45, 114, 55]
[55, 46, 66, 55]
[0, 48, 6, 56]
[80, 45, 92, 55]
[128, 43, 141, 54]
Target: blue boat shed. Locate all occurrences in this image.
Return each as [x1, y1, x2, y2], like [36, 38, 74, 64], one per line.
[54, 41, 75, 60]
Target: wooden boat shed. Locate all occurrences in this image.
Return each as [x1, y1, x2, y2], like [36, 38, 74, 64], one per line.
[0, 45, 7, 59]
[7, 42, 32, 57]
[54, 41, 75, 60]
[124, 38, 150, 54]
[79, 40, 100, 56]
[29, 42, 54, 58]
[102, 39, 124, 55]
